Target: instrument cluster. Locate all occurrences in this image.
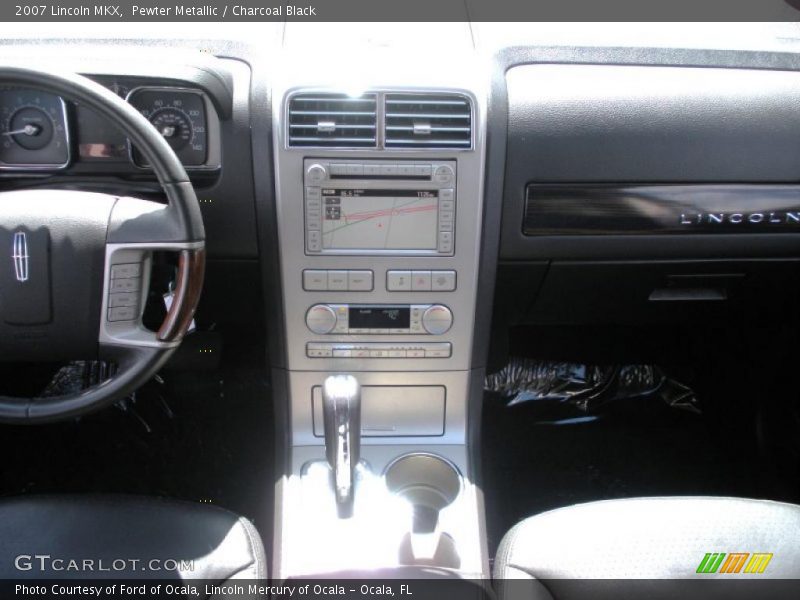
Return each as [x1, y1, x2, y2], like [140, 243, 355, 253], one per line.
[0, 82, 209, 171]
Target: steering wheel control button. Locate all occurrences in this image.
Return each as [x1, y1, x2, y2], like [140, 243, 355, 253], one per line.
[110, 277, 141, 293]
[422, 305, 453, 335]
[108, 306, 137, 322]
[110, 263, 142, 279]
[306, 304, 338, 335]
[108, 292, 138, 308]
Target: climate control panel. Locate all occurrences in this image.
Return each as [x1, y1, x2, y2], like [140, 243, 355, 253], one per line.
[305, 304, 453, 336]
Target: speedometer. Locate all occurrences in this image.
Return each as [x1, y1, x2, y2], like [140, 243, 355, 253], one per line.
[127, 87, 207, 167]
[0, 90, 70, 169]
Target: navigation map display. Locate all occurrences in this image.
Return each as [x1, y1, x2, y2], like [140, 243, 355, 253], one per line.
[321, 189, 439, 250]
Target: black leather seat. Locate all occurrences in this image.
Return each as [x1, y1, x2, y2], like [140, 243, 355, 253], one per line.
[0, 495, 266, 580]
[494, 496, 800, 600]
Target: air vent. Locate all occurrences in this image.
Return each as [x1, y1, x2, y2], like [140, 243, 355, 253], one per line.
[288, 93, 377, 147]
[384, 93, 472, 149]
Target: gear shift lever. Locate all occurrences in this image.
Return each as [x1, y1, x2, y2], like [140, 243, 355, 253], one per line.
[322, 375, 361, 517]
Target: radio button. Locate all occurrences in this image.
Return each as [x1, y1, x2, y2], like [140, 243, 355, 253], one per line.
[307, 230, 322, 251]
[407, 349, 425, 358]
[328, 271, 348, 291]
[306, 304, 338, 334]
[346, 164, 364, 176]
[412, 271, 432, 291]
[348, 270, 373, 291]
[389, 349, 407, 358]
[438, 231, 453, 253]
[363, 164, 381, 176]
[370, 349, 389, 358]
[387, 270, 412, 291]
[353, 348, 371, 358]
[422, 305, 453, 335]
[329, 164, 347, 176]
[425, 344, 452, 358]
[333, 348, 353, 358]
[306, 186, 321, 199]
[380, 164, 398, 176]
[397, 164, 416, 176]
[440, 188, 454, 202]
[303, 270, 328, 291]
[432, 271, 457, 292]
[414, 164, 432, 177]
[433, 165, 454, 184]
[306, 164, 328, 184]
[308, 346, 333, 358]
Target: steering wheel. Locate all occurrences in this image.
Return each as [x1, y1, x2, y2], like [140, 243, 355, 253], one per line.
[0, 67, 205, 423]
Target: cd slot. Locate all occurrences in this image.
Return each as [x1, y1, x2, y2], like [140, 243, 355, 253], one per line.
[329, 174, 431, 180]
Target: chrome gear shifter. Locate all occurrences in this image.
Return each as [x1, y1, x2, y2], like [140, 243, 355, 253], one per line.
[322, 374, 361, 517]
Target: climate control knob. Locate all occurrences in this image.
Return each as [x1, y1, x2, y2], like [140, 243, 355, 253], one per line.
[421, 305, 453, 335]
[306, 304, 337, 334]
[306, 163, 328, 184]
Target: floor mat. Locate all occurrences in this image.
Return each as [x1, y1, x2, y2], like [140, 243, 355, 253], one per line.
[481, 391, 795, 559]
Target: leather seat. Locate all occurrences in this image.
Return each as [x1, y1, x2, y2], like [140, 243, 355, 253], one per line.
[494, 496, 800, 600]
[0, 495, 266, 580]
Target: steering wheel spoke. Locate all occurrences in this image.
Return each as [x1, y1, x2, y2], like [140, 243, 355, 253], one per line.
[100, 238, 204, 353]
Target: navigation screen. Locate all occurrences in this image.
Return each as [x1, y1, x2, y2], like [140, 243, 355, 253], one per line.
[321, 189, 438, 250]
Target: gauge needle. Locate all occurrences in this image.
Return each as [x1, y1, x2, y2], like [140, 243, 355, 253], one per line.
[3, 124, 41, 137]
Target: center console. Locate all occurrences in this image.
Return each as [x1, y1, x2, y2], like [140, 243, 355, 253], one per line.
[271, 79, 488, 578]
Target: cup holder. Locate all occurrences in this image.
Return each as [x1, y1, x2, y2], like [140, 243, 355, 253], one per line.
[385, 453, 462, 568]
[384, 453, 461, 533]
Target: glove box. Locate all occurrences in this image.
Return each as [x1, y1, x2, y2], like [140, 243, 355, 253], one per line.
[525, 259, 800, 325]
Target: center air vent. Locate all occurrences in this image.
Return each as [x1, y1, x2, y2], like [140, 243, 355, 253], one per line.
[384, 93, 472, 149]
[288, 93, 377, 147]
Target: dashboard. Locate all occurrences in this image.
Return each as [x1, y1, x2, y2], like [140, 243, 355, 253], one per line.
[2, 23, 800, 582]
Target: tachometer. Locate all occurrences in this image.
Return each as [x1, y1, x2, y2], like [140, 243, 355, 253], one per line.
[0, 90, 70, 168]
[127, 88, 207, 167]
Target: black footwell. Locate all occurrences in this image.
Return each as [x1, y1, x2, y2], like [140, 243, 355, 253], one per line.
[481, 391, 799, 559]
[0, 343, 273, 538]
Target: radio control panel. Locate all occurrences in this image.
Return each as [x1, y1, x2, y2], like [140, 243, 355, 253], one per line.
[304, 159, 456, 256]
[306, 342, 452, 359]
[305, 304, 453, 336]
